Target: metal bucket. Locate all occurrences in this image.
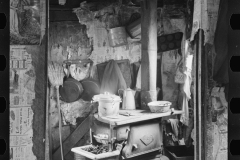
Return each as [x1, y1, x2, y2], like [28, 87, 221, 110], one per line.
[108, 27, 128, 47]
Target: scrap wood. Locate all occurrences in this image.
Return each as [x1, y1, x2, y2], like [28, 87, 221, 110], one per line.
[53, 115, 92, 160]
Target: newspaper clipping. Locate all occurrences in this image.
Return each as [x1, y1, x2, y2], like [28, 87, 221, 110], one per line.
[10, 46, 37, 160]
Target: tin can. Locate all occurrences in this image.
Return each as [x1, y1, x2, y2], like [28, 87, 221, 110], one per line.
[108, 27, 128, 47]
[126, 18, 141, 39]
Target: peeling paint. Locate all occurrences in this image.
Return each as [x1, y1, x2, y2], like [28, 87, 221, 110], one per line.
[60, 100, 92, 125]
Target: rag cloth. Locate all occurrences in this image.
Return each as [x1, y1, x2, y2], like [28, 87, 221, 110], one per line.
[168, 119, 180, 142]
[100, 60, 127, 95]
[135, 65, 141, 89]
[163, 119, 180, 142]
[180, 54, 193, 126]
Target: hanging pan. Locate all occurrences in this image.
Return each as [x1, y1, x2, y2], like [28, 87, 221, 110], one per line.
[59, 61, 84, 103]
[80, 78, 100, 101]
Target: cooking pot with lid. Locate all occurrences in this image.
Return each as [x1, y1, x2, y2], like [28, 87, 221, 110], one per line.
[92, 92, 121, 117]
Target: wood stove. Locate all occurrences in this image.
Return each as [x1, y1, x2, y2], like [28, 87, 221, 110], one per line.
[71, 109, 183, 160]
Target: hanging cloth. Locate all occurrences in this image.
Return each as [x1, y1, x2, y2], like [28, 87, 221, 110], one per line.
[100, 60, 127, 95]
[135, 65, 141, 90]
[180, 54, 193, 126]
[213, 0, 229, 84]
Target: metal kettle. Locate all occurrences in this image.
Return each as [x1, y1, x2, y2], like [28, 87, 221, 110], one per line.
[119, 88, 136, 110]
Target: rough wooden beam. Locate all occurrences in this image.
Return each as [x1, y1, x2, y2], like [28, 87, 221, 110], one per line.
[50, 10, 79, 22]
[53, 115, 91, 160]
[140, 0, 158, 109]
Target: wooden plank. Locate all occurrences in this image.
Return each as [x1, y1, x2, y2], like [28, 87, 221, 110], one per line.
[53, 115, 91, 160]
[52, 125, 71, 151]
[50, 10, 79, 22]
[194, 30, 204, 160]
[198, 30, 203, 160]
[65, 130, 91, 160]
[193, 39, 197, 160]
[203, 30, 209, 160]
[45, 87, 50, 160]
[65, 152, 74, 160]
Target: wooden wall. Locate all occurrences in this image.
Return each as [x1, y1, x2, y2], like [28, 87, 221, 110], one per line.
[9, 0, 47, 160]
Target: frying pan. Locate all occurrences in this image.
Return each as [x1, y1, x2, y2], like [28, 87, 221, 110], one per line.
[80, 78, 100, 101]
[59, 61, 85, 103]
[59, 76, 83, 103]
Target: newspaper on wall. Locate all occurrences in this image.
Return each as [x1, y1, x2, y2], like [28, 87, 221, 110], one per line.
[10, 46, 37, 160]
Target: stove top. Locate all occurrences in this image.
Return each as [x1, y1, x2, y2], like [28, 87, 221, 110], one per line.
[94, 109, 183, 126]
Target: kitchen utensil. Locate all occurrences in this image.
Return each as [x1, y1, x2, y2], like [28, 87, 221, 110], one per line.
[118, 109, 144, 116]
[118, 88, 136, 110]
[108, 27, 128, 47]
[80, 78, 100, 101]
[48, 62, 65, 160]
[147, 101, 172, 113]
[92, 93, 122, 117]
[93, 134, 109, 145]
[59, 77, 84, 103]
[63, 59, 93, 81]
[126, 18, 141, 39]
[59, 61, 84, 103]
[157, 32, 183, 52]
[63, 59, 92, 79]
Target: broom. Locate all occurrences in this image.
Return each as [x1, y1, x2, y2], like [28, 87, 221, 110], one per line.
[48, 62, 65, 160]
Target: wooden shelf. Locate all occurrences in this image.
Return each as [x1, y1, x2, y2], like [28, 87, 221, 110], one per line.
[94, 110, 183, 126]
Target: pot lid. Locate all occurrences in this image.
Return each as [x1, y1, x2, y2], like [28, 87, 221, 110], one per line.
[93, 92, 121, 102]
